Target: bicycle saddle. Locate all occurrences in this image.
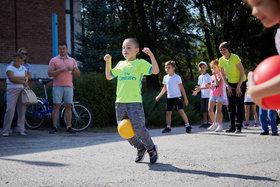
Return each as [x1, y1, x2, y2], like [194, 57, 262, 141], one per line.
[41, 79, 50, 84]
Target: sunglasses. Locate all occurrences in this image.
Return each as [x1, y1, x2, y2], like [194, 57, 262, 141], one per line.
[21, 53, 28, 56]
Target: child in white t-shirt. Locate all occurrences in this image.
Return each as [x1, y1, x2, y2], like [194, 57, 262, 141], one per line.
[192, 61, 211, 128]
[156, 61, 191, 133]
[244, 82, 259, 128]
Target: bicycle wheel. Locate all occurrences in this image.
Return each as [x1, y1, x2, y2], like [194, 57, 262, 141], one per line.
[25, 101, 45, 129]
[63, 103, 92, 131]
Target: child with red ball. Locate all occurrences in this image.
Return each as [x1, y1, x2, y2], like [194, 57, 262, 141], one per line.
[245, 0, 280, 135]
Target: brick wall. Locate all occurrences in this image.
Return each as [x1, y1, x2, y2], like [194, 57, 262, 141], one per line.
[0, 0, 66, 65]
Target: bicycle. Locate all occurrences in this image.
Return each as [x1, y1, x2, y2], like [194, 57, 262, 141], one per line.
[25, 79, 92, 132]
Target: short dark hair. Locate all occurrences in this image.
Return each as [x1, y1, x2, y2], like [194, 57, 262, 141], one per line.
[58, 42, 67, 47]
[124, 38, 139, 48]
[165, 60, 176, 68]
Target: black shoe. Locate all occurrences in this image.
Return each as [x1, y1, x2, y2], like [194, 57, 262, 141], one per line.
[199, 123, 210, 128]
[271, 133, 278, 136]
[186, 125, 192, 133]
[226, 128, 235, 133]
[66, 127, 76, 134]
[260, 131, 269, 135]
[162, 127, 171, 133]
[235, 129, 242, 134]
[135, 147, 147, 163]
[49, 127, 57, 134]
[148, 145, 158, 164]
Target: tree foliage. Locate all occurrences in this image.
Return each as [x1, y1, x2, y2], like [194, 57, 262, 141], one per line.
[76, 0, 278, 85]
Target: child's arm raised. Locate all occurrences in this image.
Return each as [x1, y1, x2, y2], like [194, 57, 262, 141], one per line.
[104, 54, 113, 80]
[142, 47, 159, 75]
[248, 72, 280, 109]
[179, 83, 189, 106]
[155, 84, 167, 102]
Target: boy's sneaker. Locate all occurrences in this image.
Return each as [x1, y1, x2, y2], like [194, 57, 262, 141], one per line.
[186, 125, 192, 133]
[271, 133, 279, 136]
[2, 132, 9, 137]
[199, 123, 210, 128]
[19, 132, 27, 136]
[207, 123, 218, 131]
[66, 127, 76, 134]
[135, 147, 147, 163]
[147, 145, 158, 164]
[215, 125, 223, 132]
[49, 127, 57, 134]
[162, 127, 171, 133]
[260, 131, 269, 135]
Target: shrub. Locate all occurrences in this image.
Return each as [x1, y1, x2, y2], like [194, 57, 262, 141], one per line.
[73, 72, 117, 128]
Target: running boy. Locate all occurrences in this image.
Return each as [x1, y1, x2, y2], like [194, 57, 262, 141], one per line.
[104, 38, 159, 164]
[155, 60, 191, 133]
[192, 61, 211, 128]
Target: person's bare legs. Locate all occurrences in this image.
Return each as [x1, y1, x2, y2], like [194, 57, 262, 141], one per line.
[208, 101, 216, 124]
[245, 105, 250, 124]
[216, 102, 223, 125]
[64, 103, 72, 127]
[251, 105, 258, 124]
[166, 111, 172, 127]
[52, 104, 61, 128]
[203, 112, 208, 124]
[178, 109, 189, 124]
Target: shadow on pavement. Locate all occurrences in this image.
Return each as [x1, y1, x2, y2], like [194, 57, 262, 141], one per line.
[148, 162, 277, 182]
[0, 158, 69, 167]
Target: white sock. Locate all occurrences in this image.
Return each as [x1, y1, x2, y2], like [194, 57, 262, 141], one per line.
[185, 123, 190, 127]
[167, 125, 171, 129]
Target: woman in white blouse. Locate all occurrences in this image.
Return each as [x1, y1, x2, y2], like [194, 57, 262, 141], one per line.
[2, 52, 28, 136]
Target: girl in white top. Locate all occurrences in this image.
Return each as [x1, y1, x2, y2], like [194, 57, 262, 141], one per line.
[245, 0, 280, 109]
[2, 53, 28, 137]
[244, 82, 259, 128]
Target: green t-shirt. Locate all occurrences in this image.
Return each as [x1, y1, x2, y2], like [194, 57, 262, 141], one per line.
[219, 53, 246, 84]
[111, 59, 152, 103]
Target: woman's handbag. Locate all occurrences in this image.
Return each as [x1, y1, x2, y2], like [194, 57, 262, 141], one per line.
[21, 87, 38, 105]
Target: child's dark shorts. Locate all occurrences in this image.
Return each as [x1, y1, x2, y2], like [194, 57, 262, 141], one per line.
[166, 97, 183, 111]
[201, 98, 209, 112]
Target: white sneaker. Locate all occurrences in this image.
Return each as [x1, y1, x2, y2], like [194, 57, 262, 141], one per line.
[19, 132, 27, 136]
[2, 132, 9, 137]
[215, 125, 223, 132]
[207, 123, 218, 131]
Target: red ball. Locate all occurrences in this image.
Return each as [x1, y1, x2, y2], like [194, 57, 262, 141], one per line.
[253, 55, 280, 109]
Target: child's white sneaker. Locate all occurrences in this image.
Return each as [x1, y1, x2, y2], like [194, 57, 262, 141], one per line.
[215, 125, 223, 132]
[207, 123, 218, 131]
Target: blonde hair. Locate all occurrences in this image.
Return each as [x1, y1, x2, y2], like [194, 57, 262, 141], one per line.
[210, 59, 219, 68]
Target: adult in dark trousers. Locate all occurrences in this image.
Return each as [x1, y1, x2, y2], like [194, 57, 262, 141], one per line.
[11, 48, 32, 132]
[219, 42, 247, 133]
[48, 42, 80, 134]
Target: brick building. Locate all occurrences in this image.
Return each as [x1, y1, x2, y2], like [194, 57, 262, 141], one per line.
[0, 0, 82, 87]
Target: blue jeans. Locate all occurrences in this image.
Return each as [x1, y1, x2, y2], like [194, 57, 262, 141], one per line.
[259, 108, 278, 134]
